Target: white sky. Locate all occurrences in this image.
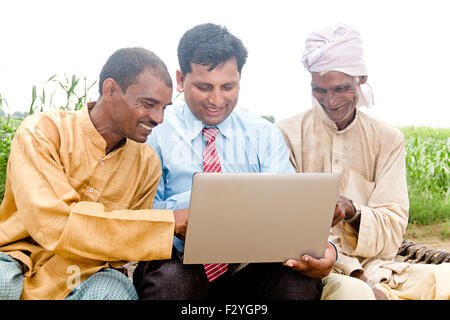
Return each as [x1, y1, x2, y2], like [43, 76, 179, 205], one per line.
[1, 0, 449, 127]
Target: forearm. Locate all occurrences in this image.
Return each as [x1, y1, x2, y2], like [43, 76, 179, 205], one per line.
[16, 199, 175, 261]
[343, 203, 408, 258]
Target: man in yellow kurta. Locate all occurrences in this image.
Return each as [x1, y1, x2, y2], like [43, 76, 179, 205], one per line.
[0, 47, 188, 300]
[277, 24, 450, 300]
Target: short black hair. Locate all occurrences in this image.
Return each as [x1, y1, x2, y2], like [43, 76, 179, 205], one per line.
[99, 47, 172, 95]
[177, 23, 248, 75]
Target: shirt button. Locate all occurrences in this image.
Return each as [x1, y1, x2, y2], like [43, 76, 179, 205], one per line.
[99, 161, 104, 166]
[88, 187, 94, 193]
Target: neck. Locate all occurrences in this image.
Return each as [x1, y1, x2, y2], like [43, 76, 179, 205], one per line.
[89, 99, 125, 154]
[335, 109, 356, 131]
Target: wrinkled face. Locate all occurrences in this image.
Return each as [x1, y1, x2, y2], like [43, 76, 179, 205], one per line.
[177, 58, 241, 126]
[110, 68, 172, 143]
[311, 71, 359, 130]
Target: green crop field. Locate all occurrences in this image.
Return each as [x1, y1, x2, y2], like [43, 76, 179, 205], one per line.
[400, 127, 450, 228]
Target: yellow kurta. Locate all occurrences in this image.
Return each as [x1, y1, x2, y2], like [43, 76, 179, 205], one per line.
[0, 104, 174, 299]
[277, 105, 450, 299]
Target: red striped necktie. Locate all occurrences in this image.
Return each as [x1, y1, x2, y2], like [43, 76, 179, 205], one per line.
[201, 127, 228, 282]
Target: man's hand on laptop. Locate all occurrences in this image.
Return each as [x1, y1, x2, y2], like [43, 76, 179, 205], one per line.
[332, 195, 354, 227]
[282, 241, 336, 279]
[173, 209, 189, 240]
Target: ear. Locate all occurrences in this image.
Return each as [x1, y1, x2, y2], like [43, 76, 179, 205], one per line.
[101, 78, 118, 101]
[176, 69, 185, 93]
[358, 76, 368, 85]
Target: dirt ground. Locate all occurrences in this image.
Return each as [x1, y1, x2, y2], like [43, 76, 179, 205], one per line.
[404, 223, 450, 252]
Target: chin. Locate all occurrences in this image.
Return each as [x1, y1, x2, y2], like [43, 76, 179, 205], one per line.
[132, 135, 149, 143]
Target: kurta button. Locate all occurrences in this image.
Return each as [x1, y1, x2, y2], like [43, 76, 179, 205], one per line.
[88, 187, 94, 193]
[99, 161, 104, 166]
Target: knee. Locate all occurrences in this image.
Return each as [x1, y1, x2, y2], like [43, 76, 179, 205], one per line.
[0, 256, 24, 300]
[134, 260, 208, 299]
[262, 266, 322, 300]
[93, 269, 137, 300]
[321, 273, 375, 300]
[282, 271, 323, 300]
[67, 268, 137, 300]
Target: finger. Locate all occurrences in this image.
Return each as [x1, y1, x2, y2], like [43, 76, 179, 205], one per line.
[301, 255, 327, 270]
[331, 213, 344, 227]
[301, 256, 333, 278]
[283, 259, 310, 272]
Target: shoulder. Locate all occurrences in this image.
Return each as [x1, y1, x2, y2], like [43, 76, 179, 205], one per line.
[149, 104, 185, 136]
[276, 108, 313, 135]
[146, 104, 185, 150]
[15, 110, 75, 141]
[231, 108, 281, 133]
[127, 140, 162, 173]
[358, 111, 405, 145]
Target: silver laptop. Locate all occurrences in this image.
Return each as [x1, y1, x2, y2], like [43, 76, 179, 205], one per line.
[183, 172, 341, 264]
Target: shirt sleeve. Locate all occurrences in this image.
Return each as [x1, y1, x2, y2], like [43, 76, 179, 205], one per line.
[148, 130, 192, 210]
[261, 126, 295, 174]
[341, 134, 409, 259]
[8, 121, 174, 262]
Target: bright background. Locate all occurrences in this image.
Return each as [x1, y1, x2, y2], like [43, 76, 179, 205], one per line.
[1, 0, 449, 127]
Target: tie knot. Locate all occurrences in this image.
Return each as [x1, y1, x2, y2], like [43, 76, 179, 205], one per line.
[202, 127, 219, 143]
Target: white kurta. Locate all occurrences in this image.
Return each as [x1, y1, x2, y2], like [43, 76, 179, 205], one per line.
[277, 105, 450, 299]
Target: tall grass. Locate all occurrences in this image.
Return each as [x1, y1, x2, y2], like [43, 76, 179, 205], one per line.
[29, 73, 96, 114]
[400, 127, 450, 225]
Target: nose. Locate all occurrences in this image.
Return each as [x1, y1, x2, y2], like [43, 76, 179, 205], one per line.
[324, 91, 339, 108]
[152, 107, 164, 125]
[208, 88, 224, 107]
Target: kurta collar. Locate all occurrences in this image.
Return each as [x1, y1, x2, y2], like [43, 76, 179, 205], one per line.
[314, 104, 360, 134]
[78, 102, 107, 154]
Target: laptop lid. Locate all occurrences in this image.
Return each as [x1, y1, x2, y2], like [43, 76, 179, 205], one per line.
[183, 172, 341, 264]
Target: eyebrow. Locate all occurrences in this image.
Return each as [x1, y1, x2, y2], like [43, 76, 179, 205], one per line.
[311, 83, 353, 90]
[194, 80, 238, 86]
[142, 97, 172, 106]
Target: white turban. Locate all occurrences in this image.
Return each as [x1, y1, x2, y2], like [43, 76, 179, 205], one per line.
[302, 24, 374, 108]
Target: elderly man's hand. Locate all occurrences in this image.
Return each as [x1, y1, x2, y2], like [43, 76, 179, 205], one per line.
[173, 209, 189, 240]
[350, 270, 388, 300]
[331, 195, 356, 227]
[282, 242, 336, 279]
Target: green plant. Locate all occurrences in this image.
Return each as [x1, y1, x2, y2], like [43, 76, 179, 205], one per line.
[29, 73, 97, 114]
[0, 116, 21, 199]
[400, 126, 450, 225]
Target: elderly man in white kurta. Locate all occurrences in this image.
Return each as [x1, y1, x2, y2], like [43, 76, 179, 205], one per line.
[277, 24, 450, 300]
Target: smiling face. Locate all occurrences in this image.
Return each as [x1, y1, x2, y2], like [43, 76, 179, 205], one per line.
[311, 71, 360, 130]
[109, 68, 173, 143]
[177, 58, 241, 126]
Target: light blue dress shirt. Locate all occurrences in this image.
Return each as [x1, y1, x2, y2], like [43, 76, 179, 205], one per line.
[147, 104, 295, 253]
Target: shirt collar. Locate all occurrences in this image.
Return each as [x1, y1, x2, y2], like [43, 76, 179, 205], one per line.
[181, 103, 233, 141]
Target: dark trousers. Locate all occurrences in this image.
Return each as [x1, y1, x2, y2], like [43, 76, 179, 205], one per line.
[133, 250, 322, 300]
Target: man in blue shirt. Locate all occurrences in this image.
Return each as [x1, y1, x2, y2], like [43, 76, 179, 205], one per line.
[133, 23, 337, 300]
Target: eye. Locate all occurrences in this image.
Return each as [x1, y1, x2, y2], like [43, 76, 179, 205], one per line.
[141, 100, 155, 109]
[312, 87, 326, 94]
[196, 84, 211, 91]
[222, 84, 235, 91]
[333, 85, 353, 94]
